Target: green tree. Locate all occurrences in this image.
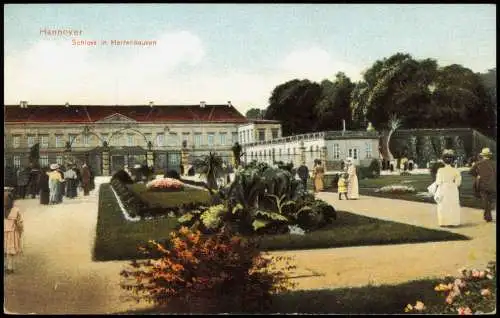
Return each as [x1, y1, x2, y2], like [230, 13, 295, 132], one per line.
[245, 108, 266, 119]
[265, 79, 322, 136]
[314, 72, 355, 131]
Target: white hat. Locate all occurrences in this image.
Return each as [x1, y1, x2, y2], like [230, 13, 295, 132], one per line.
[50, 163, 58, 170]
[346, 157, 353, 164]
[480, 148, 493, 157]
[134, 164, 141, 169]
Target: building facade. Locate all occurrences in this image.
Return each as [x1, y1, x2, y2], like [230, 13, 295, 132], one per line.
[4, 103, 248, 176]
[241, 130, 380, 170]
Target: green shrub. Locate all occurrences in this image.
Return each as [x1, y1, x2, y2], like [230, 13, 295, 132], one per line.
[120, 226, 296, 313]
[111, 169, 134, 184]
[368, 159, 381, 178]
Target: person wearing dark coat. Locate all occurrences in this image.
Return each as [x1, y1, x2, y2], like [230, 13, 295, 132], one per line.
[81, 163, 91, 196]
[56, 167, 65, 203]
[28, 166, 41, 199]
[16, 167, 31, 199]
[470, 148, 496, 223]
[297, 162, 310, 190]
[64, 166, 78, 198]
[38, 167, 50, 205]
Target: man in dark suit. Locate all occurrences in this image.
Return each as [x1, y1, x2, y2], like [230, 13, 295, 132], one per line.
[17, 167, 31, 199]
[470, 148, 496, 222]
[296, 162, 309, 190]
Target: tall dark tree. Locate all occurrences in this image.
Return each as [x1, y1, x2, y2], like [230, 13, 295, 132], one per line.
[314, 72, 355, 131]
[265, 79, 322, 136]
[29, 143, 40, 168]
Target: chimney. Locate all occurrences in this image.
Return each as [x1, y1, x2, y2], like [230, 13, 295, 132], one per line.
[149, 101, 154, 107]
[20, 101, 28, 108]
[65, 102, 70, 108]
[227, 101, 232, 107]
[200, 101, 206, 108]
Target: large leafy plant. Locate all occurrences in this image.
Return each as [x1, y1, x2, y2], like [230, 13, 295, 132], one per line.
[194, 152, 225, 190]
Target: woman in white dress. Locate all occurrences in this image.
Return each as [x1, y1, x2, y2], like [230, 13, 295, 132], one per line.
[435, 149, 462, 227]
[346, 158, 359, 199]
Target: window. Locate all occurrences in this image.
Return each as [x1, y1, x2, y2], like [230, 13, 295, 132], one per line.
[348, 148, 358, 160]
[219, 132, 227, 146]
[100, 134, 108, 145]
[156, 133, 164, 147]
[27, 135, 35, 147]
[241, 132, 245, 144]
[169, 133, 179, 146]
[333, 143, 340, 159]
[271, 128, 279, 139]
[207, 133, 215, 147]
[55, 135, 62, 148]
[258, 129, 266, 141]
[246, 130, 251, 143]
[39, 135, 49, 148]
[12, 135, 20, 148]
[127, 134, 134, 147]
[232, 132, 238, 144]
[39, 155, 49, 167]
[82, 134, 91, 147]
[13, 156, 21, 169]
[365, 142, 372, 159]
[194, 133, 202, 147]
[69, 134, 77, 145]
[56, 156, 63, 165]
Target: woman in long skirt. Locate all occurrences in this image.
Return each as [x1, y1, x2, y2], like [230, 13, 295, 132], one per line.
[4, 191, 24, 274]
[38, 167, 50, 205]
[435, 150, 462, 227]
[47, 164, 62, 204]
[346, 158, 359, 200]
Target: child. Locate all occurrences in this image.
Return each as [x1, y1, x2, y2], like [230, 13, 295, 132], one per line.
[337, 173, 349, 200]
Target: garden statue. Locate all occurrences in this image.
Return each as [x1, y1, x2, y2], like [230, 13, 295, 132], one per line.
[103, 140, 109, 148]
[147, 141, 153, 151]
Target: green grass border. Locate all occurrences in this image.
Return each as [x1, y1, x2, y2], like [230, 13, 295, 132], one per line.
[93, 184, 469, 262]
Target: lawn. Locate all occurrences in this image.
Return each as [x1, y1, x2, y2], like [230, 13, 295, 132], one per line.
[94, 184, 469, 262]
[354, 172, 483, 209]
[117, 278, 466, 314]
[127, 183, 211, 208]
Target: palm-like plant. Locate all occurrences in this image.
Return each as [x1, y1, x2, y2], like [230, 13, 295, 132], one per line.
[195, 152, 224, 190]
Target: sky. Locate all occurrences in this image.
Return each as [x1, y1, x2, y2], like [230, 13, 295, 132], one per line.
[4, 4, 496, 115]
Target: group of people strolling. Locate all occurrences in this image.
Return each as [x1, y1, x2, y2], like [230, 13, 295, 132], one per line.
[32, 163, 93, 205]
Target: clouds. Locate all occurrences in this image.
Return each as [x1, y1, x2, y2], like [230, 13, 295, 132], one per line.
[281, 47, 363, 83]
[4, 30, 360, 114]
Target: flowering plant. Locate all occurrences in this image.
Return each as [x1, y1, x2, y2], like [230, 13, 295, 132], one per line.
[146, 178, 184, 191]
[404, 261, 496, 314]
[375, 184, 416, 194]
[120, 226, 296, 312]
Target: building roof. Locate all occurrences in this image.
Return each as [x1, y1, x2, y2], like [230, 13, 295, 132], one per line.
[243, 119, 281, 124]
[4, 104, 248, 124]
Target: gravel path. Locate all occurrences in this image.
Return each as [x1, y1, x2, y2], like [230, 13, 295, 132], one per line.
[4, 185, 496, 314]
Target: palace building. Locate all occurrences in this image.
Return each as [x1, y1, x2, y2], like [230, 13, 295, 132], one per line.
[4, 102, 256, 176]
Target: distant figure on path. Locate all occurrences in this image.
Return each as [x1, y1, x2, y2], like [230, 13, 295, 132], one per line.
[297, 162, 309, 190]
[346, 158, 359, 199]
[38, 167, 50, 205]
[64, 165, 78, 198]
[435, 150, 462, 227]
[4, 191, 24, 274]
[16, 167, 30, 199]
[470, 148, 496, 223]
[28, 164, 41, 199]
[81, 163, 91, 196]
[312, 159, 324, 192]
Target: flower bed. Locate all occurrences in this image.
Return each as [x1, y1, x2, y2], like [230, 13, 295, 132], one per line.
[146, 178, 184, 191]
[374, 184, 416, 194]
[405, 261, 496, 314]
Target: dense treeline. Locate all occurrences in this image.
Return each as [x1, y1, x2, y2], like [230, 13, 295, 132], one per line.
[246, 53, 496, 139]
